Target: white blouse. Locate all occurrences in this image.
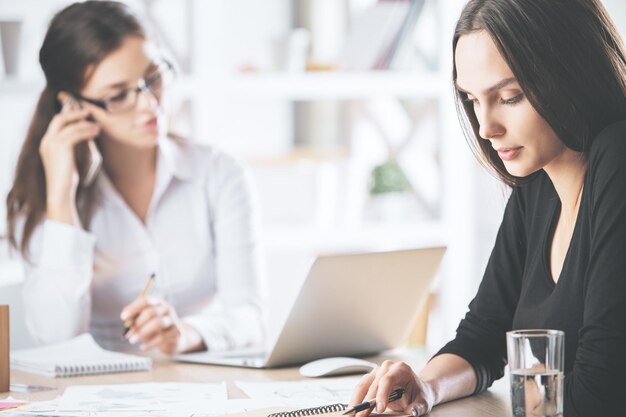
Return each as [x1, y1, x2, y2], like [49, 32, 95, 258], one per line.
[21, 137, 266, 352]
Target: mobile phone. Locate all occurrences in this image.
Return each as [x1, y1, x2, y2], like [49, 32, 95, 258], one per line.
[62, 96, 103, 187]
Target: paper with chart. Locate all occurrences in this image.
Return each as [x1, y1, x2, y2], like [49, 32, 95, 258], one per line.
[58, 382, 227, 412]
[0, 398, 278, 417]
[186, 399, 287, 417]
[236, 378, 361, 408]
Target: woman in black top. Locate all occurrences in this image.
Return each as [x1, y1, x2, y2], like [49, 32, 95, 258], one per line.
[349, 1, 626, 416]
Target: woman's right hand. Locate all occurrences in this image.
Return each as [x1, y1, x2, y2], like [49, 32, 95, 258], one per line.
[350, 360, 437, 417]
[39, 101, 100, 224]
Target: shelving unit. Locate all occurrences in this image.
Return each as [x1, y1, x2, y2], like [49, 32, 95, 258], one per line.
[0, 2, 459, 260]
[172, 0, 471, 347]
[176, 71, 447, 100]
[5, 0, 625, 351]
[0, 0, 486, 349]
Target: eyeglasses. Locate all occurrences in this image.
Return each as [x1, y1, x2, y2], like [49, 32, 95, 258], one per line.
[74, 60, 175, 114]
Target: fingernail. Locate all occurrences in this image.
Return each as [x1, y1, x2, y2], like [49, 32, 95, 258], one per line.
[129, 335, 138, 344]
[376, 404, 384, 413]
[121, 311, 129, 320]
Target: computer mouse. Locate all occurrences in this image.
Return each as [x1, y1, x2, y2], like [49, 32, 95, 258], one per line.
[299, 357, 377, 378]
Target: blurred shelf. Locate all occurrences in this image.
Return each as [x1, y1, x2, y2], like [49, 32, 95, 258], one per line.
[176, 71, 447, 100]
[262, 220, 447, 253]
[1, 71, 448, 100]
[247, 147, 351, 166]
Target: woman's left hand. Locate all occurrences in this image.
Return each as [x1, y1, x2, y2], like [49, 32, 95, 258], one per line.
[120, 297, 205, 354]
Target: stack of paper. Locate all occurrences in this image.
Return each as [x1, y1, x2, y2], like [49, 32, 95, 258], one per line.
[0, 379, 362, 417]
[0, 383, 277, 417]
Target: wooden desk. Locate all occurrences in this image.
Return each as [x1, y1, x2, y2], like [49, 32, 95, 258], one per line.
[5, 354, 513, 416]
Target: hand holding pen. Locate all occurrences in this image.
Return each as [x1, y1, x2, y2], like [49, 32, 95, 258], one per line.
[343, 388, 405, 415]
[349, 360, 437, 417]
[120, 273, 205, 355]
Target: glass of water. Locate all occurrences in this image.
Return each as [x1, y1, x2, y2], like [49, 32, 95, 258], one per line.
[506, 329, 564, 417]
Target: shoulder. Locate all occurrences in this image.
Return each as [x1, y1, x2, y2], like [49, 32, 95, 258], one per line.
[587, 120, 626, 183]
[589, 120, 626, 162]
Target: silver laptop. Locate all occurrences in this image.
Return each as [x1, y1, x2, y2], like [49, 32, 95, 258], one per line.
[174, 246, 446, 368]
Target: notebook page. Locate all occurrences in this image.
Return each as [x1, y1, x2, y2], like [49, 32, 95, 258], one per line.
[236, 378, 361, 408]
[11, 333, 151, 377]
[58, 382, 228, 412]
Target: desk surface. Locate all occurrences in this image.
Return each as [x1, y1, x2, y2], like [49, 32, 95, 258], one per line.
[5, 353, 512, 417]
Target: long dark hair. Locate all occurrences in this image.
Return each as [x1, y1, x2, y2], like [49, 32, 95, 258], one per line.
[453, 0, 626, 186]
[6, 1, 145, 256]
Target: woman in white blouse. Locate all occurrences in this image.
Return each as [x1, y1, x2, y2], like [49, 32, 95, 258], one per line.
[6, 1, 265, 354]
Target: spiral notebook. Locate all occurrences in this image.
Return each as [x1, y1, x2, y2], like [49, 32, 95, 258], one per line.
[229, 405, 410, 417]
[11, 333, 151, 377]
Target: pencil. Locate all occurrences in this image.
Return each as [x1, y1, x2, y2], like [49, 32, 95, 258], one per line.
[122, 273, 156, 337]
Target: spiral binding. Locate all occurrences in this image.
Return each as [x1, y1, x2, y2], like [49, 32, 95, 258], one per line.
[267, 403, 347, 417]
[56, 359, 147, 377]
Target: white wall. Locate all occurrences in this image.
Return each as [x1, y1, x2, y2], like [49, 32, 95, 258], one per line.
[1, 0, 625, 352]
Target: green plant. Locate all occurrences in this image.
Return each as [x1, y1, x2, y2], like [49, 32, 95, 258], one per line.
[369, 159, 411, 195]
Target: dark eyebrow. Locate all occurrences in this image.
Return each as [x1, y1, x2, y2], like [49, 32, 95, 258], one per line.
[456, 77, 518, 96]
[99, 62, 157, 93]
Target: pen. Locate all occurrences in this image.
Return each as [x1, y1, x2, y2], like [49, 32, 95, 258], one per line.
[122, 273, 155, 337]
[343, 387, 405, 415]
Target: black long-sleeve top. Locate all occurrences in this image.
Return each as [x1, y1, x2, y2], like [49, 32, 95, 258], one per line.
[436, 120, 626, 416]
